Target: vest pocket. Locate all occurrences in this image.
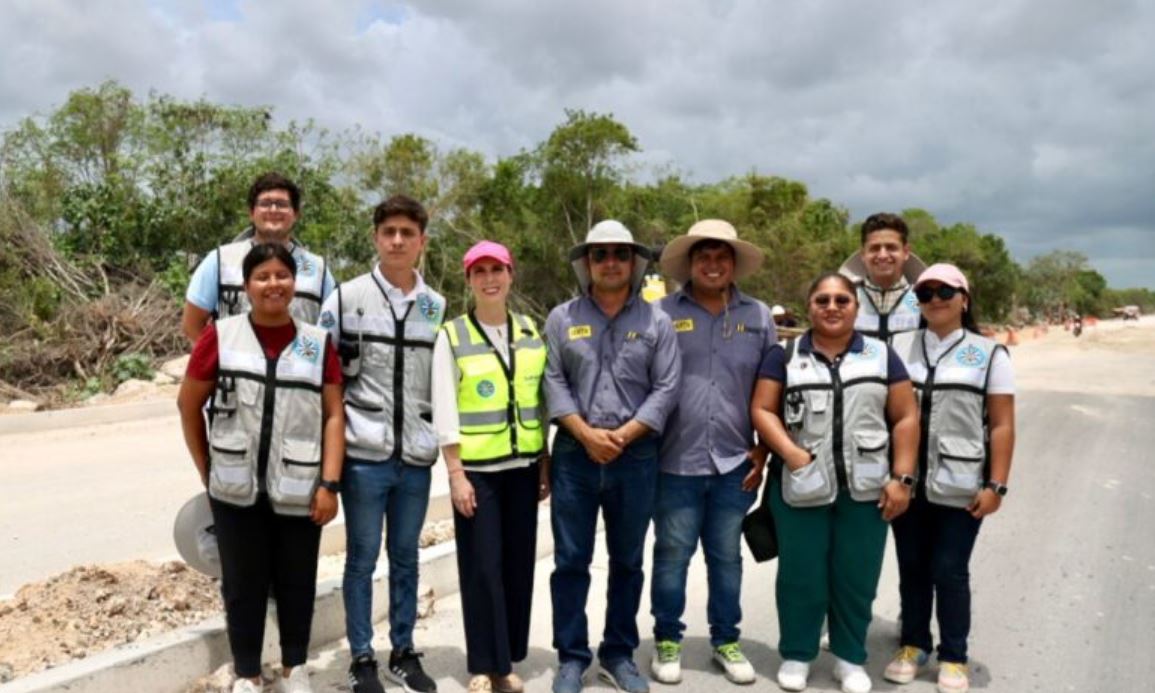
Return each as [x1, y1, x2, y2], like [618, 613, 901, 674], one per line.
[931, 436, 984, 498]
[781, 442, 833, 507]
[851, 430, 891, 494]
[209, 435, 254, 502]
[272, 438, 321, 508]
[345, 399, 387, 446]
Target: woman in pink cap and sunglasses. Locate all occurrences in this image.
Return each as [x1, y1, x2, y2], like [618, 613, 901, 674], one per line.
[431, 241, 550, 693]
[884, 263, 1016, 693]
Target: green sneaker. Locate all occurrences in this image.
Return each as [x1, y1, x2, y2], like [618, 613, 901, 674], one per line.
[712, 642, 755, 685]
[649, 640, 682, 684]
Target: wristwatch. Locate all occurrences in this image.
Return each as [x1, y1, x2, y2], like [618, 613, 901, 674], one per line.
[891, 473, 916, 488]
[985, 481, 1008, 497]
[318, 479, 341, 493]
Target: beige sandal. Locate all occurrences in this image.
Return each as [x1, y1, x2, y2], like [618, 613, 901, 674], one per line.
[468, 674, 493, 692]
[490, 672, 524, 693]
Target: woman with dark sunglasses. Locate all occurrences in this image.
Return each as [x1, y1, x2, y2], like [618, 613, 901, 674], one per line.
[751, 272, 919, 693]
[883, 263, 1015, 693]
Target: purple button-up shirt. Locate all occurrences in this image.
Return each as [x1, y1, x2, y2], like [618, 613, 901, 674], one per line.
[544, 294, 681, 434]
[657, 286, 777, 475]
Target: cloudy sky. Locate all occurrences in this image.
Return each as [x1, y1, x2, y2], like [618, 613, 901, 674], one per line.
[2, 0, 1152, 287]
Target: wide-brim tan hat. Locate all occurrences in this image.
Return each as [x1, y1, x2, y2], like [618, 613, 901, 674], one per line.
[568, 219, 651, 293]
[659, 219, 765, 284]
[839, 250, 927, 284]
[173, 493, 222, 578]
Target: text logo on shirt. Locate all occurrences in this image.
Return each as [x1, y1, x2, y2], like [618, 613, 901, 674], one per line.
[673, 319, 694, 333]
[568, 325, 592, 340]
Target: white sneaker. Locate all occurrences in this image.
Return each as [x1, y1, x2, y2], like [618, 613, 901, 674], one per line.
[712, 643, 756, 685]
[776, 660, 809, 691]
[650, 640, 683, 684]
[832, 657, 872, 693]
[276, 666, 312, 693]
[232, 678, 262, 693]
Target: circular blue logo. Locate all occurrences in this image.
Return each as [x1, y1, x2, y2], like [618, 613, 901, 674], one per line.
[860, 342, 880, 359]
[293, 335, 321, 363]
[955, 344, 987, 368]
[476, 380, 496, 398]
[296, 255, 316, 278]
[319, 310, 336, 329]
[903, 291, 919, 310]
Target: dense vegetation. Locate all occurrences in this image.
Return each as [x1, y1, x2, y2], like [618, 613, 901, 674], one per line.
[1, 82, 1150, 398]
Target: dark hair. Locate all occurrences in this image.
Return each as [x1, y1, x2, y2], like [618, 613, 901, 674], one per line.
[247, 172, 301, 212]
[806, 271, 857, 301]
[860, 212, 909, 245]
[242, 242, 297, 283]
[688, 239, 735, 261]
[373, 195, 429, 232]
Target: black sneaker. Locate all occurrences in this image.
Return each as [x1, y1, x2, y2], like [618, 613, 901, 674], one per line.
[348, 654, 386, 693]
[386, 648, 437, 693]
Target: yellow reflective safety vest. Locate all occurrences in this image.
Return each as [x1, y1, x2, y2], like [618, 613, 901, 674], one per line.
[443, 312, 547, 467]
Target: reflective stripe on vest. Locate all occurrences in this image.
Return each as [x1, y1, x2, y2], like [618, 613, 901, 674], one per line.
[892, 329, 1001, 508]
[855, 285, 921, 343]
[209, 316, 327, 516]
[779, 335, 892, 507]
[445, 312, 546, 467]
[216, 240, 328, 323]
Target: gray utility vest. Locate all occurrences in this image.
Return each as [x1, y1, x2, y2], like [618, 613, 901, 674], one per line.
[891, 329, 1004, 509]
[216, 240, 328, 323]
[208, 316, 329, 516]
[779, 335, 893, 507]
[334, 272, 446, 466]
[855, 284, 921, 343]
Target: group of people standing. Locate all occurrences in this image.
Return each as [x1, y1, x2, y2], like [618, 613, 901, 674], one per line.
[177, 174, 1016, 693]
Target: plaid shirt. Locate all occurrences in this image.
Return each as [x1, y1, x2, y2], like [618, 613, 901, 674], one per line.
[861, 276, 911, 315]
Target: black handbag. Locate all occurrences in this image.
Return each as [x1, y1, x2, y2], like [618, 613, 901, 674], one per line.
[742, 464, 778, 562]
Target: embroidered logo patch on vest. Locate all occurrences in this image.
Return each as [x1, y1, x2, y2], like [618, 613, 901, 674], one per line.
[293, 335, 321, 363]
[859, 342, 880, 359]
[416, 293, 442, 324]
[903, 291, 919, 310]
[476, 379, 496, 398]
[319, 310, 336, 329]
[673, 319, 694, 332]
[296, 254, 317, 278]
[955, 344, 987, 367]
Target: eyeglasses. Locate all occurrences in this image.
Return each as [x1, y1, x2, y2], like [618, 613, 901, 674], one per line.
[915, 284, 961, 303]
[812, 294, 853, 308]
[255, 199, 293, 210]
[589, 246, 633, 264]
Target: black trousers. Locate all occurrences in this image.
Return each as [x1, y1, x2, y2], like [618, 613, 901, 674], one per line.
[891, 493, 983, 664]
[210, 494, 322, 677]
[453, 463, 540, 674]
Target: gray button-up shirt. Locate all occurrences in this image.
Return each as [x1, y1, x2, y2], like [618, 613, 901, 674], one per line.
[544, 294, 681, 433]
[657, 286, 777, 475]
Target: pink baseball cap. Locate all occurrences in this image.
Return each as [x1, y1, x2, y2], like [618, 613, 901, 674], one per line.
[463, 240, 514, 273]
[915, 263, 969, 294]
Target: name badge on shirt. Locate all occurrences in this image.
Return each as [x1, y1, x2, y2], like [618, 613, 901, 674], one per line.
[568, 325, 592, 340]
[673, 319, 694, 333]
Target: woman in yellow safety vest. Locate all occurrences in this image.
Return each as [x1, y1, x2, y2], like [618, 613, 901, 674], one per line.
[431, 240, 550, 693]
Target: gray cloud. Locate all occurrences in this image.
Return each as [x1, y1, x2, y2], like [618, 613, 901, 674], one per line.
[0, 0, 1151, 286]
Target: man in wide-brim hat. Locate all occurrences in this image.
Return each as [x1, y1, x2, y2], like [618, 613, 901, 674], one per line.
[648, 219, 778, 686]
[838, 212, 927, 343]
[544, 219, 681, 693]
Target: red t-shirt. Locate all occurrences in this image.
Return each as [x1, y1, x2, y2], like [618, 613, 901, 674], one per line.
[186, 322, 343, 384]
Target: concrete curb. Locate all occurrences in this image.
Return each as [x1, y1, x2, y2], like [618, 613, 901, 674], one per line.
[0, 399, 177, 437]
[1, 506, 555, 693]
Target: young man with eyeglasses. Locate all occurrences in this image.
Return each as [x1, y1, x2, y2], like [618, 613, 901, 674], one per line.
[840, 213, 924, 344]
[182, 172, 336, 342]
[543, 220, 682, 693]
[317, 196, 445, 693]
[647, 220, 777, 686]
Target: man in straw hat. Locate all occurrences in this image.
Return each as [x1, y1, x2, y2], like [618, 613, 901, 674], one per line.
[839, 212, 927, 343]
[543, 220, 682, 693]
[648, 219, 777, 685]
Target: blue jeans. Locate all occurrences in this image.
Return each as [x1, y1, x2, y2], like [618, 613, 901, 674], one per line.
[550, 431, 658, 666]
[342, 457, 432, 657]
[892, 493, 983, 663]
[651, 461, 757, 646]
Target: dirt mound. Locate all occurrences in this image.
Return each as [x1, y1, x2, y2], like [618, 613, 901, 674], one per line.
[0, 561, 219, 680]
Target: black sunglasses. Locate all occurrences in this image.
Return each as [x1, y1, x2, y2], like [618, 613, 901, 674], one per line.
[915, 284, 961, 303]
[589, 246, 633, 264]
[812, 294, 853, 307]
